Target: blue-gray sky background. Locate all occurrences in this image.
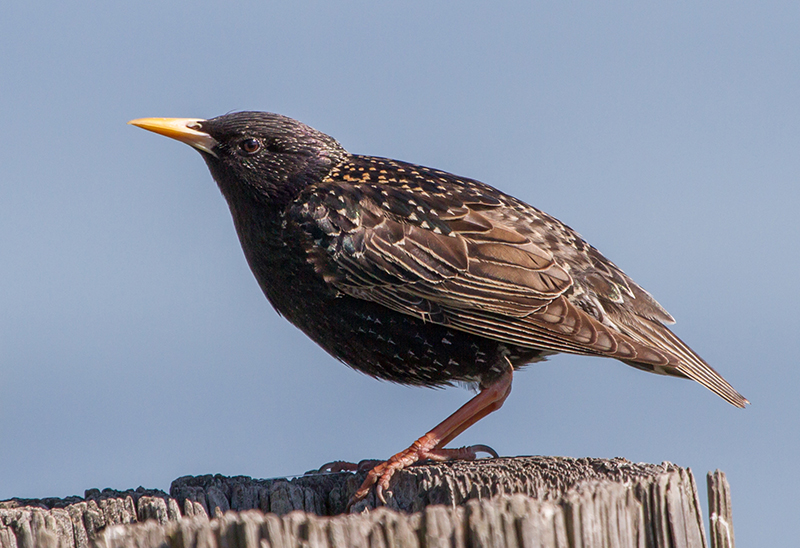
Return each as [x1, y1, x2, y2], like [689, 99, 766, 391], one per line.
[1, 2, 796, 545]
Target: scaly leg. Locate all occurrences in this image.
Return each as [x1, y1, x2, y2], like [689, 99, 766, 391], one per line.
[349, 365, 513, 507]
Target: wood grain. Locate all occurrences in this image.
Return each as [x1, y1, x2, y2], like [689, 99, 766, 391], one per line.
[0, 456, 728, 547]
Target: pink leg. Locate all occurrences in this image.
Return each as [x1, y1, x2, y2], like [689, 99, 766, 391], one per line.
[349, 366, 513, 507]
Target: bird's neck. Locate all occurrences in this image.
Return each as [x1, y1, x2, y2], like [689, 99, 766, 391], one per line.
[223, 189, 333, 317]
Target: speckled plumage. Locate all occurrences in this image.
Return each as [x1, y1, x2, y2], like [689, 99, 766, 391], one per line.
[132, 111, 748, 408]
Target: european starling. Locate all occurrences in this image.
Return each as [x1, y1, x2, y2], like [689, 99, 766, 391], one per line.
[129, 112, 747, 505]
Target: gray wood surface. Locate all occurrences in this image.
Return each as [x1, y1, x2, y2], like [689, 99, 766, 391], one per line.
[706, 470, 735, 548]
[0, 456, 730, 547]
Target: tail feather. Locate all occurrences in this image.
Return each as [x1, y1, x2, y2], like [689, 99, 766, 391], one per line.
[620, 319, 748, 408]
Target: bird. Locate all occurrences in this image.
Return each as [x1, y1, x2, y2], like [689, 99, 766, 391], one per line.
[129, 112, 747, 506]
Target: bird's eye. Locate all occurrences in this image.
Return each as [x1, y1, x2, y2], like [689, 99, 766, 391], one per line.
[239, 138, 261, 154]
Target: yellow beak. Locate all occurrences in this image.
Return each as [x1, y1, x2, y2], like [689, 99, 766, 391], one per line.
[128, 117, 218, 157]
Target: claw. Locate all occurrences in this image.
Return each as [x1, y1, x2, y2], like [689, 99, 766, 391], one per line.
[470, 444, 499, 459]
[356, 459, 385, 471]
[375, 483, 387, 505]
[310, 460, 359, 474]
[346, 477, 376, 511]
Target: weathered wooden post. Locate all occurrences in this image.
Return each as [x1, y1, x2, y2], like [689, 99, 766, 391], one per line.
[0, 456, 736, 547]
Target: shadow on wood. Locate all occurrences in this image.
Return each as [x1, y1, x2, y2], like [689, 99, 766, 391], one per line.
[0, 456, 736, 548]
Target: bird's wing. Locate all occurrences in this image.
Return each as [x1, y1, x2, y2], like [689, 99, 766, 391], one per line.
[288, 163, 660, 361]
[288, 157, 746, 407]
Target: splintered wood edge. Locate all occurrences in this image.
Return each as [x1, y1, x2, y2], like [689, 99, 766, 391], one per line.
[707, 470, 736, 548]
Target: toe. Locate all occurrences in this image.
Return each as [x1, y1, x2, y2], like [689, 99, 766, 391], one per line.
[312, 460, 360, 473]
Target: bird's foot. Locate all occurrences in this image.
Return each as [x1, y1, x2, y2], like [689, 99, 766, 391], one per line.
[346, 436, 497, 509]
[309, 459, 384, 474]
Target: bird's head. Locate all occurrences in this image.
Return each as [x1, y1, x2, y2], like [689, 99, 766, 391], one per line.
[129, 111, 346, 206]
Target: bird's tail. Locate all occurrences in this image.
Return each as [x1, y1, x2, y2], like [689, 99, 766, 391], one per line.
[621, 319, 748, 408]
